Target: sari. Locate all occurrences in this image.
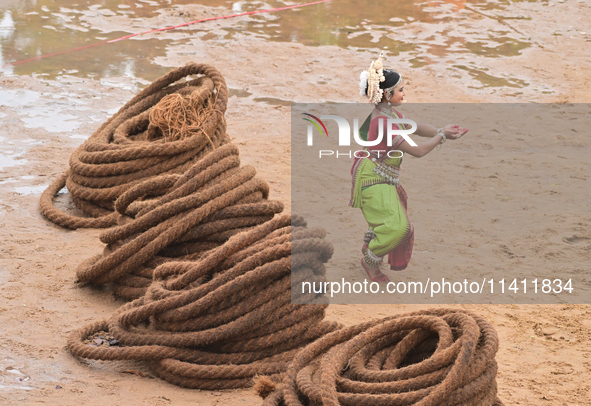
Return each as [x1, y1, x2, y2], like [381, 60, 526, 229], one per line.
[350, 109, 414, 270]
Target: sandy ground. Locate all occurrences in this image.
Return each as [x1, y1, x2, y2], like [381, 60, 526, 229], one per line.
[1, 1, 591, 405]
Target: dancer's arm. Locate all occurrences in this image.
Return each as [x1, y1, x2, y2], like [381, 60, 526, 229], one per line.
[397, 125, 468, 158]
[397, 135, 443, 158]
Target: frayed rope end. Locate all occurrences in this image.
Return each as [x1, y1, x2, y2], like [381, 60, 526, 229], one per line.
[253, 375, 277, 399]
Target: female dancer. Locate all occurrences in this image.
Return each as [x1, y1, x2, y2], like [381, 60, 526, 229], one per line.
[351, 53, 468, 283]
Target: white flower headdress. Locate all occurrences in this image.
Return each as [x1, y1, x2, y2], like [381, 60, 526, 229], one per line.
[359, 52, 402, 104]
[359, 52, 385, 104]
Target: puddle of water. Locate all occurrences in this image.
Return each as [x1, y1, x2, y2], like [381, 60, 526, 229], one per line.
[4, 367, 23, 376]
[21, 110, 81, 132]
[228, 88, 252, 98]
[13, 185, 47, 195]
[253, 96, 293, 107]
[453, 64, 529, 88]
[0, 89, 40, 107]
[19, 139, 42, 146]
[216, 0, 534, 66]
[0, 88, 88, 133]
[0, 0, 209, 81]
[229, 88, 295, 106]
[0, 175, 35, 184]
[0, 366, 34, 390]
[69, 133, 90, 140]
[464, 36, 530, 57]
[0, 137, 41, 172]
[0, 0, 539, 90]
[0, 153, 26, 170]
[22, 109, 81, 132]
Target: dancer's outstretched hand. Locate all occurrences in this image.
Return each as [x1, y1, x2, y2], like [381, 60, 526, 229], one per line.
[443, 124, 469, 140]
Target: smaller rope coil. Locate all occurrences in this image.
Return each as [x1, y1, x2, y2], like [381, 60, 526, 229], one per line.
[257, 308, 504, 406]
[67, 215, 341, 390]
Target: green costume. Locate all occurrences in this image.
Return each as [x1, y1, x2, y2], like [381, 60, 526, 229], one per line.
[350, 110, 414, 270]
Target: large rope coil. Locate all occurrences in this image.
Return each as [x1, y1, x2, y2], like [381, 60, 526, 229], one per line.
[256, 308, 504, 406]
[40, 63, 230, 229]
[74, 142, 284, 300]
[67, 215, 341, 389]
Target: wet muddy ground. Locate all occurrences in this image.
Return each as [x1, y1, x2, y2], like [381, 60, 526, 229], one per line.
[0, 0, 590, 405]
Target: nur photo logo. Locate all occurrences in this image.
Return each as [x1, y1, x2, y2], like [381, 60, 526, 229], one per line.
[302, 112, 417, 158]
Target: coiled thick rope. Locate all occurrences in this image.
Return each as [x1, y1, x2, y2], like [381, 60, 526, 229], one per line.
[74, 141, 284, 300]
[40, 63, 229, 229]
[41, 63, 288, 299]
[67, 215, 341, 389]
[256, 308, 503, 406]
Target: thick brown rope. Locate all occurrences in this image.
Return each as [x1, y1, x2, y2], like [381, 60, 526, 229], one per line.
[41, 64, 287, 298]
[67, 215, 341, 389]
[40, 63, 229, 229]
[256, 308, 504, 406]
[73, 142, 285, 300]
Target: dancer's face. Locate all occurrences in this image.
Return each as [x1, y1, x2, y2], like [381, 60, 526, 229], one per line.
[389, 82, 405, 106]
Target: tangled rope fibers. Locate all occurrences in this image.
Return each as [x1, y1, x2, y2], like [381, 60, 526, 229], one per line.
[67, 215, 341, 389]
[40, 63, 229, 229]
[256, 308, 504, 406]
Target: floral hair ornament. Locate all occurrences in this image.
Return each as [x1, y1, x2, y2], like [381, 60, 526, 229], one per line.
[361, 52, 385, 104]
[359, 52, 403, 104]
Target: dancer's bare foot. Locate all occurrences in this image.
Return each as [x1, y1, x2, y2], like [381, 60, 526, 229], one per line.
[361, 243, 368, 254]
[361, 258, 390, 283]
